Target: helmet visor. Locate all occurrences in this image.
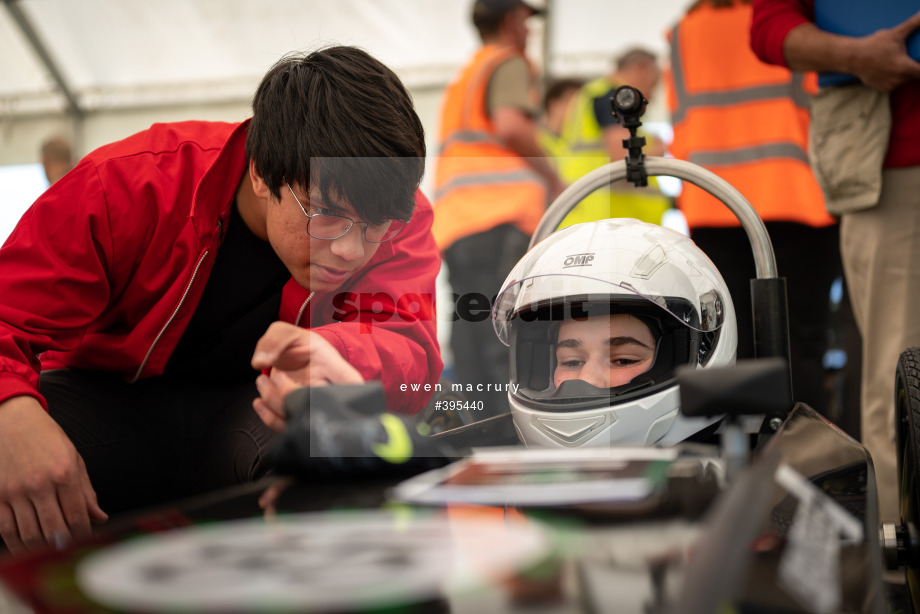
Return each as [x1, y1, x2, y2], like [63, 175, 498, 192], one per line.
[492, 272, 728, 346]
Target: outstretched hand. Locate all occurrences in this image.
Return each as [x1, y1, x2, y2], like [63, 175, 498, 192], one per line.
[250, 322, 365, 431]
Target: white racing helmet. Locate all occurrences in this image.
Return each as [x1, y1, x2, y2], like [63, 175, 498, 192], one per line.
[492, 219, 737, 447]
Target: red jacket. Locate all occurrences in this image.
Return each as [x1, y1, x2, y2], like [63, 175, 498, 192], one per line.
[0, 121, 441, 415]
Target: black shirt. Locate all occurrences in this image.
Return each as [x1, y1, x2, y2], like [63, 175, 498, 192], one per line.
[165, 200, 290, 382]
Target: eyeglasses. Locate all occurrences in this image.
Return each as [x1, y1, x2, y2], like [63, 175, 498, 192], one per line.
[287, 184, 406, 243]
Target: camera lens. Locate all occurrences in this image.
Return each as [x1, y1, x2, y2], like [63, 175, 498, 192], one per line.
[614, 87, 640, 113]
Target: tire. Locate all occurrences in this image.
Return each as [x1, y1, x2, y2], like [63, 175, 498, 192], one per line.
[895, 347, 920, 613]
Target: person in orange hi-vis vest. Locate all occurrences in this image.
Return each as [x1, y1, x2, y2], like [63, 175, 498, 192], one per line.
[664, 0, 846, 419]
[433, 0, 565, 417]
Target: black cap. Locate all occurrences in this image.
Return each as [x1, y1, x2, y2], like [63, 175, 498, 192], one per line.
[472, 0, 544, 29]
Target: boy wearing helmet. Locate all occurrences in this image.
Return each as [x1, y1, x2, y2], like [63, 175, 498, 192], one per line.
[492, 218, 738, 447]
[553, 314, 657, 390]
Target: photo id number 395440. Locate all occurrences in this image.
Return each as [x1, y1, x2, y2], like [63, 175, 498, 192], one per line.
[434, 400, 484, 411]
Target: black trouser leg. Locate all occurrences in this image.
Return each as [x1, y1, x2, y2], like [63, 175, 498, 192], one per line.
[443, 224, 530, 417]
[41, 369, 276, 515]
[691, 223, 841, 417]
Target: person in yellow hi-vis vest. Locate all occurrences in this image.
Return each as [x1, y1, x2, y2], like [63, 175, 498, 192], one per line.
[556, 48, 673, 229]
[536, 77, 583, 163]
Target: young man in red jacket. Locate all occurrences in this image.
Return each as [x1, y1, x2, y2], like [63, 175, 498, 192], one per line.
[0, 46, 441, 554]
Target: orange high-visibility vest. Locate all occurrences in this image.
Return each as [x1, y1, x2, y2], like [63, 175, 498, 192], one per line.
[433, 45, 547, 251]
[665, 1, 834, 228]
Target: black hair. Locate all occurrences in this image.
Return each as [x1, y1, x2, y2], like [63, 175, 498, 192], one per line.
[543, 78, 584, 113]
[690, 0, 750, 9]
[246, 46, 426, 224]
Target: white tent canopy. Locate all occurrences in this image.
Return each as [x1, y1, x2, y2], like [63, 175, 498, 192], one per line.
[0, 0, 693, 168]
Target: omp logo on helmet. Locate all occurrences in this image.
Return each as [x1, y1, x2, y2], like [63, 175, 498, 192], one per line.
[563, 253, 595, 268]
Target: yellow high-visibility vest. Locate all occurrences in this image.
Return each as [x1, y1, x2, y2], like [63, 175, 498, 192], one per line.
[556, 75, 672, 229]
[537, 128, 569, 164]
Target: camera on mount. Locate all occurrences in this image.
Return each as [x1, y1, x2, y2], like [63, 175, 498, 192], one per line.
[611, 85, 647, 131]
[610, 85, 649, 187]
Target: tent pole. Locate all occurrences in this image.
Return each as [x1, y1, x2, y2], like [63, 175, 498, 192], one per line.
[3, 0, 85, 152]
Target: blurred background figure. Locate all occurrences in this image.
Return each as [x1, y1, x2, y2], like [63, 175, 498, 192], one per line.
[433, 0, 564, 416]
[538, 77, 583, 158]
[751, 0, 920, 527]
[664, 0, 846, 424]
[555, 47, 673, 229]
[40, 135, 74, 185]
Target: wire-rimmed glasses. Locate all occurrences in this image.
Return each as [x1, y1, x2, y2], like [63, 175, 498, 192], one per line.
[287, 184, 406, 243]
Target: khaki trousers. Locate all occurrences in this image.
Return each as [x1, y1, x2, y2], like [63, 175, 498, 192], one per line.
[840, 166, 920, 524]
